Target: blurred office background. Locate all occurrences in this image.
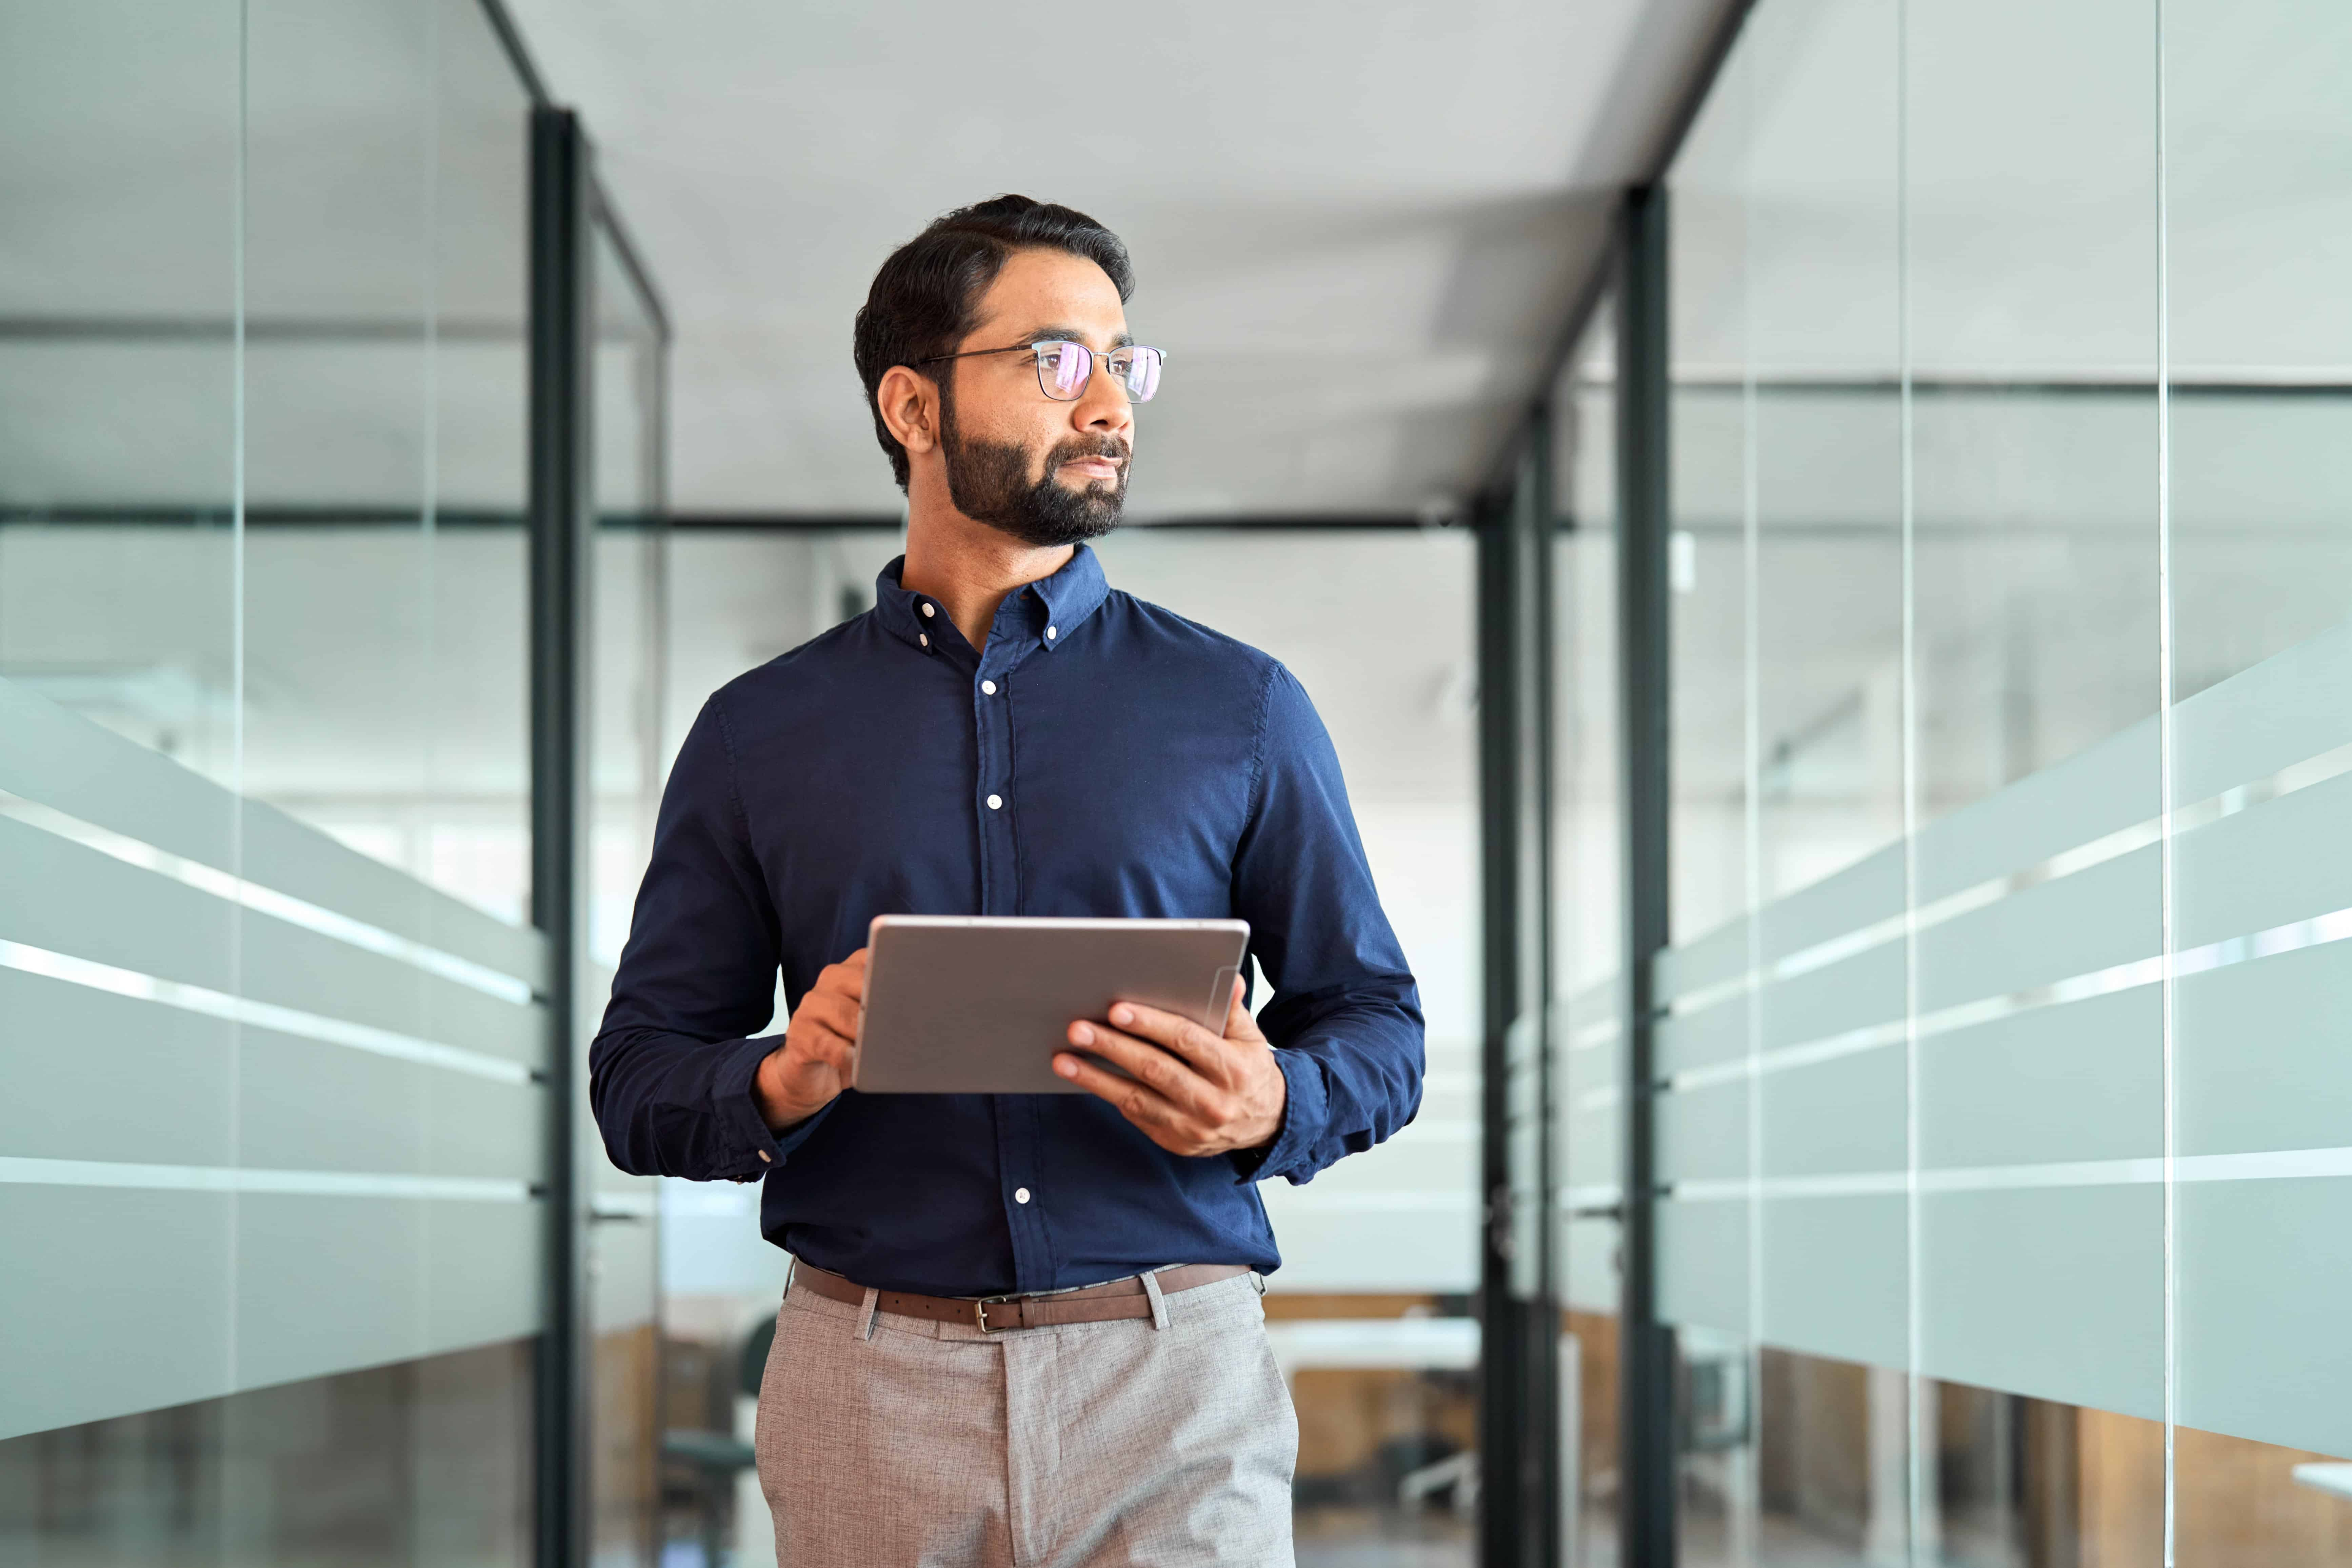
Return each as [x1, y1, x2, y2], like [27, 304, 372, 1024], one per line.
[1, 2, 2346, 1567]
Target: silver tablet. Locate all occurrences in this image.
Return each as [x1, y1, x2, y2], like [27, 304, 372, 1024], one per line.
[853, 915, 1251, 1095]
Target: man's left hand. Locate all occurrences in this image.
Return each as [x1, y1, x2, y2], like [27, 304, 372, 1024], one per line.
[1053, 977, 1285, 1158]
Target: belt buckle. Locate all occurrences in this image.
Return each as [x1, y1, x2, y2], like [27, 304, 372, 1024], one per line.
[975, 1295, 1016, 1332]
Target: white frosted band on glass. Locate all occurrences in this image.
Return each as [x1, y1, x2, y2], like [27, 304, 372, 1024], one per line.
[2172, 612, 2352, 804]
[1, 789, 530, 1002]
[1671, 1145, 2352, 1201]
[1, 1186, 543, 1440]
[2, 817, 545, 1068]
[0, 939, 532, 1084]
[1916, 716, 2158, 902]
[1916, 845, 2159, 1014]
[0, 1155, 534, 1200]
[1758, 843, 1902, 966]
[0, 675, 544, 987]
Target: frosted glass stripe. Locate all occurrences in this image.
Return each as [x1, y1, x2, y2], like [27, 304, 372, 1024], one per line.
[2175, 768, 2352, 950]
[2173, 612, 2352, 804]
[1920, 1185, 2163, 1423]
[1915, 714, 2158, 901]
[1762, 1194, 1907, 1369]
[0, 675, 544, 987]
[1655, 911, 1749, 1002]
[1671, 1145, 2352, 1201]
[1757, 842, 1902, 964]
[1917, 845, 2159, 1013]
[1, 790, 529, 1003]
[2178, 937, 2352, 1158]
[1, 939, 532, 1085]
[1919, 986, 2161, 1169]
[1759, 942, 1905, 1051]
[2, 818, 545, 1068]
[0, 1155, 534, 1201]
[2179, 1176, 2352, 1461]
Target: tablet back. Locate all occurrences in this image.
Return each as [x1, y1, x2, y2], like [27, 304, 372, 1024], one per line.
[853, 916, 1250, 1094]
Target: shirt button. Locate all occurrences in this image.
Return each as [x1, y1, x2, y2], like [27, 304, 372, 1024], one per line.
[919, 633, 929, 648]
[980, 680, 997, 695]
[986, 793, 1003, 810]
[1045, 625, 1058, 640]
[920, 602, 935, 618]
[758, 1150, 772, 1163]
[1014, 1187, 1032, 1205]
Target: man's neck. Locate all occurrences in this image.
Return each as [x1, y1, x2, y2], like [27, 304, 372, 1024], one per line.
[899, 505, 1074, 655]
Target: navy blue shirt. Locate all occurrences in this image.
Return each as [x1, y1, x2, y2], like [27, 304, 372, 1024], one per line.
[588, 543, 1423, 1296]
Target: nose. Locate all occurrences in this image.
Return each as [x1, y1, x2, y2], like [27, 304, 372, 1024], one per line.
[1071, 351, 1134, 438]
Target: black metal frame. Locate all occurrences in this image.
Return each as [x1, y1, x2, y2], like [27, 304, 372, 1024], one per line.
[1613, 182, 1678, 1568]
[529, 103, 596, 1568]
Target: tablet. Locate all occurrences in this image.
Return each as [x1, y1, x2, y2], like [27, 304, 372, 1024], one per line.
[852, 915, 1251, 1095]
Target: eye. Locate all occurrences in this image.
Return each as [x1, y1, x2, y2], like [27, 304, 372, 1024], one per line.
[1044, 342, 1087, 396]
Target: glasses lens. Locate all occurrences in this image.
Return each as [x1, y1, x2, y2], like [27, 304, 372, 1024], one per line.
[1036, 341, 1089, 400]
[1122, 346, 1162, 403]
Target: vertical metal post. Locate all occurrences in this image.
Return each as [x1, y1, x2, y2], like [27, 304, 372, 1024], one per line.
[1615, 183, 1678, 1568]
[531, 103, 594, 1568]
[1479, 424, 1562, 1568]
[1477, 484, 1528, 1568]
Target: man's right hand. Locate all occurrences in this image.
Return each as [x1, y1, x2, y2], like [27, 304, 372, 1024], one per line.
[753, 948, 868, 1131]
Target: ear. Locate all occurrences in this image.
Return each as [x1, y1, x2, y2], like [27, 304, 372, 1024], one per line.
[876, 364, 941, 458]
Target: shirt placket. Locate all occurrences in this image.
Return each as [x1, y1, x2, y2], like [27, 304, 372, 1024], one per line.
[975, 610, 1050, 1290]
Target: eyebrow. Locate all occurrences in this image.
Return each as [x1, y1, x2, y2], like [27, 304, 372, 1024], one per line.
[1015, 324, 1137, 350]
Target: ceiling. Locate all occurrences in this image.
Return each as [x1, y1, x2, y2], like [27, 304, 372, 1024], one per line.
[500, 0, 1737, 519]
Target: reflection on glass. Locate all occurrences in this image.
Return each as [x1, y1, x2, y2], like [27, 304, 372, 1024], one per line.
[588, 219, 669, 1568]
[1552, 288, 1625, 1568]
[0, 2, 242, 785]
[0, 1339, 534, 1566]
[2166, 3, 2352, 1559]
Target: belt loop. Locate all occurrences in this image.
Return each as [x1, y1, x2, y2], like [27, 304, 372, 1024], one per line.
[1140, 1268, 1171, 1331]
[855, 1286, 880, 1342]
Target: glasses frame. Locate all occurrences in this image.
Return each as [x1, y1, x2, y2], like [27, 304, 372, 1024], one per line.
[917, 339, 1166, 403]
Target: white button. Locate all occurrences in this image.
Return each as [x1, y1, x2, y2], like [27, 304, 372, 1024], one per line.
[1045, 625, 1058, 640]
[919, 632, 929, 648]
[1014, 1187, 1031, 1205]
[920, 602, 935, 618]
[986, 793, 1003, 810]
[980, 679, 997, 695]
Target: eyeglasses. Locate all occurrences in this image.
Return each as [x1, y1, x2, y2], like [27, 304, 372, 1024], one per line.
[919, 340, 1165, 404]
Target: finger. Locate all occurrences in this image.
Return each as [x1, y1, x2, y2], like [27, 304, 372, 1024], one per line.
[785, 1023, 856, 1077]
[1065, 1020, 1214, 1115]
[799, 990, 862, 1041]
[1050, 1050, 1195, 1141]
[823, 951, 870, 1002]
[1102, 1000, 1229, 1073]
[1222, 976, 1264, 1042]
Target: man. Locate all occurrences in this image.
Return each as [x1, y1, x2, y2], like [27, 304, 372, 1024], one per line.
[590, 195, 1423, 1566]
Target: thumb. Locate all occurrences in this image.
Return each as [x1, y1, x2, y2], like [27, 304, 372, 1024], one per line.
[1225, 973, 1260, 1040]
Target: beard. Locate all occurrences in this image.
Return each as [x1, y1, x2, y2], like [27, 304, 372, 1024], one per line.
[940, 396, 1129, 548]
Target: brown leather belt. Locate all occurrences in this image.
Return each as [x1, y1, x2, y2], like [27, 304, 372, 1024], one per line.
[789, 1259, 1253, 1333]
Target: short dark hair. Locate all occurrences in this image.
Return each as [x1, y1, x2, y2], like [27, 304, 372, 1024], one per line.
[853, 195, 1134, 490]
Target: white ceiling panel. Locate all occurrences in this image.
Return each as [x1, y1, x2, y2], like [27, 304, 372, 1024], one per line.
[501, 0, 1738, 517]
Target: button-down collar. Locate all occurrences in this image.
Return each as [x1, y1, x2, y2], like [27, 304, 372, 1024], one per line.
[874, 542, 1113, 660]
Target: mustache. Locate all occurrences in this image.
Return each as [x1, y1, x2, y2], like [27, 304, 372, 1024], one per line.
[1050, 435, 1131, 467]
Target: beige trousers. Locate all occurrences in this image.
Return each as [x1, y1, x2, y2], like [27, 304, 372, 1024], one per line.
[755, 1268, 1298, 1567]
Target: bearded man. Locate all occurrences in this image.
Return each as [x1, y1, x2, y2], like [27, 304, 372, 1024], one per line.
[589, 195, 1424, 1566]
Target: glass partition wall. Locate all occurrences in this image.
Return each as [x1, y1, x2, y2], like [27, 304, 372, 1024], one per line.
[0, 5, 669, 1565]
[1519, 0, 2352, 1565]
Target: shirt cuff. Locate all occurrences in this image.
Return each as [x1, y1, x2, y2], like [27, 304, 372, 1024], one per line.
[713, 1034, 836, 1181]
[1232, 1047, 1328, 1185]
